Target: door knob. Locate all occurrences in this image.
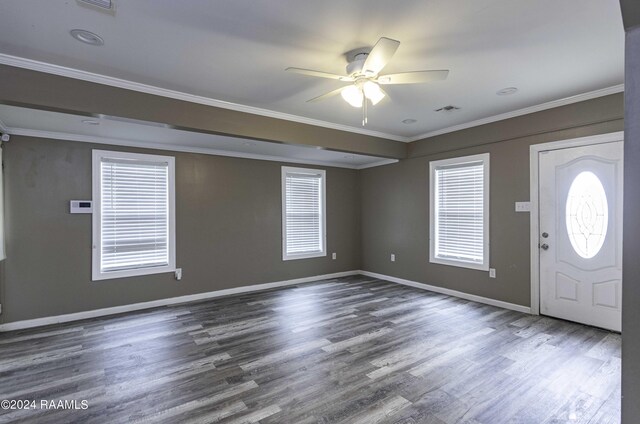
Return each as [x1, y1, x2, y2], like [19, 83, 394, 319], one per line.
[542, 232, 549, 238]
[540, 243, 549, 250]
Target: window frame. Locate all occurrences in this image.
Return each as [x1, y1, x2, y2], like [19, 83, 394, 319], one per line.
[281, 166, 327, 261]
[92, 149, 176, 281]
[429, 153, 490, 271]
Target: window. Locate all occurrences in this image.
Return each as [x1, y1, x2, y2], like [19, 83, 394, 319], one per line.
[566, 171, 608, 259]
[430, 153, 490, 271]
[92, 150, 176, 280]
[282, 166, 326, 260]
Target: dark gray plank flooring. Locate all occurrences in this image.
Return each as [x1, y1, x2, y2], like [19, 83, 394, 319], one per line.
[0, 275, 621, 423]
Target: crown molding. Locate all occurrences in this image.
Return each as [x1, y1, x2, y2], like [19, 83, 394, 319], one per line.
[0, 53, 406, 142]
[7, 127, 397, 170]
[405, 84, 625, 142]
[0, 54, 624, 145]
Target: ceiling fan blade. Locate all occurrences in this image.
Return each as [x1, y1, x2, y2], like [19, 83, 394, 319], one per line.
[362, 37, 400, 76]
[286, 67, 354, 81]
[307, 86, 346, 103]
[377, 70, 449, 85]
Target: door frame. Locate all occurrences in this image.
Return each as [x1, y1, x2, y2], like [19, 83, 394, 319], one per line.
[529, 131, 624, 315]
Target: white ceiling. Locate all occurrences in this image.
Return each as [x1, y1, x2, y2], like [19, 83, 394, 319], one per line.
[0, 0, 625, 139]
[0, 105, 396, 169]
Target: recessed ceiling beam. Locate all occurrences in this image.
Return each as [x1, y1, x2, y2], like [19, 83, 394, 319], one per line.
[0, 65, 406, 160]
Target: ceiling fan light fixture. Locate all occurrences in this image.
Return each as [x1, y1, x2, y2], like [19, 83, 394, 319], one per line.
[363, 81, 385, 105]
[341, 85, 364, 108]
[287, 36, 449, 125]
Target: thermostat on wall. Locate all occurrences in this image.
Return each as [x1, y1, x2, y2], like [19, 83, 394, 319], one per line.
[70, 200, 93, 214]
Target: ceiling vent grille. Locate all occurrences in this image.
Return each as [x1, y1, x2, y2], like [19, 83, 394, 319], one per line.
[435, 105, 461, 113]
[77, 0, 114, 12]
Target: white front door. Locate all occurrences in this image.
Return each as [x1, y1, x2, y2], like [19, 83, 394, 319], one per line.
[539, 141, 623, 331]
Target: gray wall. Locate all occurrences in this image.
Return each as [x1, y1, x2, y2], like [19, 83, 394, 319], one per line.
[0, 93, 627, 323]
[0, 136, 361, 323]
[622, 24, 640, 424]
[620, 0, 640, 30]
[361, 94, 624, 307]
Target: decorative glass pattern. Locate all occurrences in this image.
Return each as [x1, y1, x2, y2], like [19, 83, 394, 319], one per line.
[565, 171, 608, 259]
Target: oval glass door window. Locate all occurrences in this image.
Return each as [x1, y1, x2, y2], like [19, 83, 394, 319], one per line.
[565, 171, 608, 258]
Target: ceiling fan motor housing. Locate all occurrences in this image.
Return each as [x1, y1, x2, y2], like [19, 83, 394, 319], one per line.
[346, 52, 369, 76]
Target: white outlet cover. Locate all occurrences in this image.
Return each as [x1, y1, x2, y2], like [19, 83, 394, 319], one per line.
[515, 201, 531, 212]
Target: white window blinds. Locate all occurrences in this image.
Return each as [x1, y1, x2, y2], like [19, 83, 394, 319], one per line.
[93, 150, 175, 280]
[282, 167, 326, 260]
[430, 154, 489, 270]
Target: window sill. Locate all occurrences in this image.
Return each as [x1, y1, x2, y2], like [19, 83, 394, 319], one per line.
[283, 251, 327, 261]
[429, 256, 489, 272]
[92, 265, 176, 281]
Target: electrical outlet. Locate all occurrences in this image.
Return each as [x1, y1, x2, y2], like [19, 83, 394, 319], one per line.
[175, 268, 182, 281]
[390, 254, 396, 262]
[332, 252, 336, 260]
[515, 202, 531, 212]
[489, 268, 496, 278]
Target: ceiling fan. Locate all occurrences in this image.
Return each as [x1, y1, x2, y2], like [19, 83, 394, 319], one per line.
[286, 37, 449, 125]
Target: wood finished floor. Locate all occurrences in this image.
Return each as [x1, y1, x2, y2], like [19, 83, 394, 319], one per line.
[0, 275, 621, 424]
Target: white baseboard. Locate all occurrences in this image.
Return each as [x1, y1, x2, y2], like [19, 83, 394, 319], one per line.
[358, 270, 532, 314]
[0, 270, 359, 332]
[0, 269, 531, 332]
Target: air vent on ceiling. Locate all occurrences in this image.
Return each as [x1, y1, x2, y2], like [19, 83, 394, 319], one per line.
[435, 105, 461, 113]
[77, 0, 114, 13]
